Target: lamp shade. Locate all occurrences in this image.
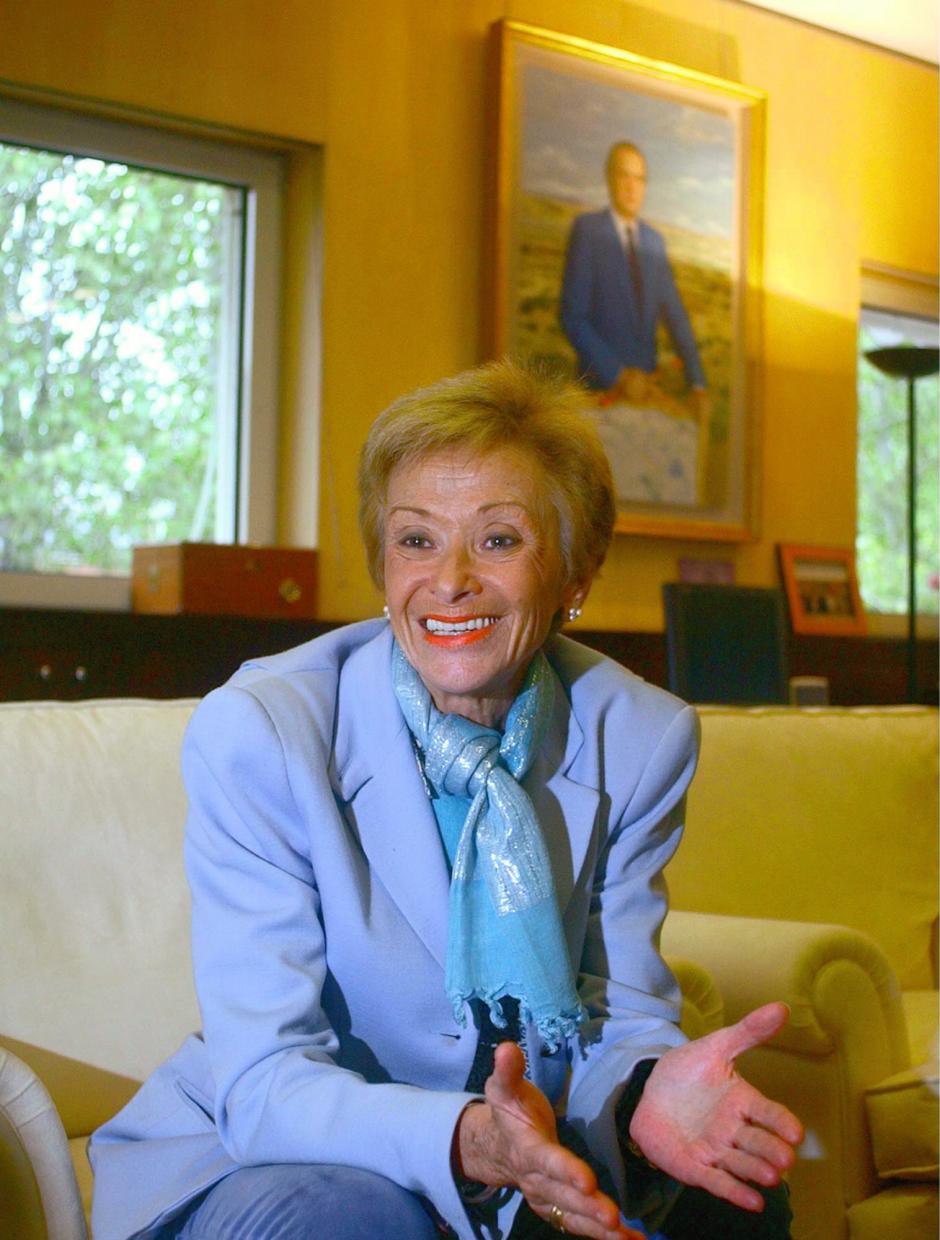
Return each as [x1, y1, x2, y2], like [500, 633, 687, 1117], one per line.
[865, 345, 939, 380]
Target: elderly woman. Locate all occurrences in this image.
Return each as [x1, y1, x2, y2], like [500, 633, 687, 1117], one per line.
[91, 361, 801, 1240]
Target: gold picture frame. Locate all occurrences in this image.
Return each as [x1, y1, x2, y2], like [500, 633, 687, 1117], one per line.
[484, 20, 766, 540]
[777, 543, 868, 636]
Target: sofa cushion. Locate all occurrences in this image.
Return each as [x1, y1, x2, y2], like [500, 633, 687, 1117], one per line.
[848, 1183, 938, 1240]
[0, 698, 201, 1081]
[668, 707, 939, 991]
[865, 1061, 939, 1181]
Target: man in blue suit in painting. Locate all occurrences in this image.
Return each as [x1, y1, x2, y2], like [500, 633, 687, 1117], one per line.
[560, 141, 709, 417]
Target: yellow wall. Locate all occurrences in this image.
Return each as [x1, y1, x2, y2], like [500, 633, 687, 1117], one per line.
[1, 0, 936, 629]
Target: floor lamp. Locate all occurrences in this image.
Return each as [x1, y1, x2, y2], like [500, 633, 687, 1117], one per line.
[864, 344, 940, 703]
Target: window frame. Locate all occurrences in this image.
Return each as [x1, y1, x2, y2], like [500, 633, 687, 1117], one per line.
[857, 262, 939, 637]
[0, 95, 284, 609]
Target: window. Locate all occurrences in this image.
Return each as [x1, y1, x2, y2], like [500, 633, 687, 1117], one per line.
[0, 97, 284, 608]
[857, 270, 939, 626]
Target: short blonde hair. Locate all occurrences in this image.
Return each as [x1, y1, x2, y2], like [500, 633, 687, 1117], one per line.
[358, 359, 615, 590]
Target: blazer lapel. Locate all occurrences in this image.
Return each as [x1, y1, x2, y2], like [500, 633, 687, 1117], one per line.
[525, 666, 599, 915]
[332, 628, 451, 971]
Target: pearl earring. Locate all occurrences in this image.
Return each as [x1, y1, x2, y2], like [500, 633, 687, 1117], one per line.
[382, 604, 390, 619]
[567, 605, 582, 623]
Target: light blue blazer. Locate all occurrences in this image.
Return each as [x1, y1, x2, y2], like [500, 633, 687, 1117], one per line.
[560, 210, 706, 392]
[90, 621, 699, 1240]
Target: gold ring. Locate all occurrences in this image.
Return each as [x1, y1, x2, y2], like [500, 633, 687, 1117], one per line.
[548, 1203, 567, 1233]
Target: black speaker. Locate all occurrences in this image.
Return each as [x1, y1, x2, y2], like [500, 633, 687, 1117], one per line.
[662, 583, 789, 705]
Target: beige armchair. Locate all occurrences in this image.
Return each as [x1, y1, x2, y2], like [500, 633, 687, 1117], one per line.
[663, 706, 938, 1240]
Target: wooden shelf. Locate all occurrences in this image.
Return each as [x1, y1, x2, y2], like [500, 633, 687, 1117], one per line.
[1, 608, 936, 706]
[0, 608, 338, 701]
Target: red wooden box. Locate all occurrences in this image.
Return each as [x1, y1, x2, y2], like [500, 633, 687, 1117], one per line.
[132, 543, 318, 619]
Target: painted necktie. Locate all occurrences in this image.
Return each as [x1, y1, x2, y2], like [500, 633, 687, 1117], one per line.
[626, 226, 644, 314]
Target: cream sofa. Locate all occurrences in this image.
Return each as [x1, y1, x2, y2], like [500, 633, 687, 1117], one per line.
[0, 695, 722, 1240]
[0, 698, 935, 1240]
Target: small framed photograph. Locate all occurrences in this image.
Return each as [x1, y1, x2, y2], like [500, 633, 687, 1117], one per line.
[484, 20, 766, 540]
[777, 544, 867, 636]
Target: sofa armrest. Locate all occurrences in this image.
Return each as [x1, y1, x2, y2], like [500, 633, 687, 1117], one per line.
[661, 909, 913, 1230]
[662, 910, 909, 1065]
[0, 1044, 88, 1240]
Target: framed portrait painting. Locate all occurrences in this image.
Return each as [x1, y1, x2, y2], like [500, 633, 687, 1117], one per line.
[484, 20, 766, 540]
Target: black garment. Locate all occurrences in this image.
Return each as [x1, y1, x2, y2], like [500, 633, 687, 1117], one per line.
[464, 997, 524, 1094]
[510, 1138, 791, 1240]
[510, 1182, 792, 1239]
[656, 1182, 793, 1239]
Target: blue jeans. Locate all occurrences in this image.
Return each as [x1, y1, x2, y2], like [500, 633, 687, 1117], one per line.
[163, 1164, 442, 1240]
[160, 1162, 792, 1240]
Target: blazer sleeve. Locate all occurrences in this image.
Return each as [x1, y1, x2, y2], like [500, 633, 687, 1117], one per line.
[565, 702, 700, 1222]
[181, 683, 481, 1237]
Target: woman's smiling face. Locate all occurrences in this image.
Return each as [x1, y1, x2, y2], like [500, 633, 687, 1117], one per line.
[383, 445, 583, 728]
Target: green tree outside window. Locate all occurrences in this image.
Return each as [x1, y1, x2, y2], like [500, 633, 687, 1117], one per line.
[1, 144, 241, 574]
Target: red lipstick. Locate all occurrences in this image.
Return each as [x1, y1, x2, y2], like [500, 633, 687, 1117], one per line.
[422, 614, 498, 647]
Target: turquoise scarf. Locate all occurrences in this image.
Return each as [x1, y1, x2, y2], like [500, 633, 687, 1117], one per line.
[391, 642, 583, 1048]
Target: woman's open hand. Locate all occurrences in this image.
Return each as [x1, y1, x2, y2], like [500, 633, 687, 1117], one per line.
[456, 1042, 643, 1239]
[628, 1002, 804, 1211]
